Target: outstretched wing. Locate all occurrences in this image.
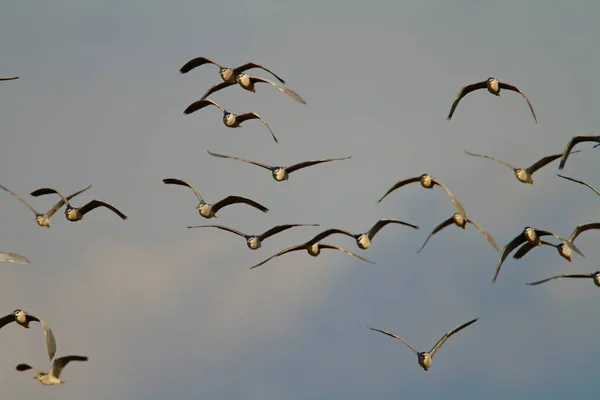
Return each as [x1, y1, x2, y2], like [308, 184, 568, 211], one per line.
[207, 151, 273, 170]
[179, 56, 223, 74]
[249, 244, 306, 269]
[183, 98, 224, 115]
[417, 217, 455, 254]
[212, 195, 269, 214]
[259, 224, 319, 241]
[249, 76, 307, 104]
[569, 223, 600, 243]
[233, 62, 286, 84]
[429, 318, 478, 358]
[493, 232, 528, 283]
[446, 81, 487, 120]
[78, 200, 128, 220]
[306, 228, 356, 246]
[498, 82, 537, 122]
[0, 314, 15, 329]
[367, 327, 420, 355]
[557, 174, 600, 197]
[0, 251, 31, 264]
[464, 150, 517, 171]
[50, 355, 88, 379]
[286, 156, 351, 175]
[558, 135, 600, 170]
[525, 153, 563, 175]
[367, 219, 419, 240]
[187, 224, 247, 238]
[467, 218, 501, 252]
[162, 178, 204, 203]
[0, 184, 38, 215]
[527, 273, 594, 286]
[0, 77, 19, 81]
[318, 244, 376, 264]
[46, 185, 92, 218]
[512, 240, 556, 260]
[199, 81, 236, 100]
[377, 176, 421, 203]
[431, 179, 467, 219]
[236, 112, 278, 143]
[35, 319, 57, 361]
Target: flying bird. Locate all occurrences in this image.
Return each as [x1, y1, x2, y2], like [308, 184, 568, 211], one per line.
[207, 151, 351, 181]
[0, 77, 18, 81]
[368, 318, 478, 371]
[527, 271, 600, 287]
[558, 135, 600, 170]
[0, 310, 56, 360]
[30, 188, 127, 222]
[163, 178, 268, 219]
[184, 99, 278, 143]
[0, 184, 91, 228]
[464, 150, 569, 184]
[493, 227, 584, 283]
[319, 219, 419, 250]
[417, 213, 500, 253]
[187, 223, 319, 250]
[200, 72, 306, 104]
[446, 77, 536, 122]
[556, 174, 600, 196]
[378, 174, 466, 219]
[249, 229, 375, 269]
[513, 223, 600, 262]
[179, 56, 286, 84]
[0, 251, 31, 264]
[16, 355, 88, 386]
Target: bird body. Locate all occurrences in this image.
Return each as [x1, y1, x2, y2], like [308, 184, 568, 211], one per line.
[0, 310, 56, 360]
[30, 188, 127, 222]
[418, 213, 500, 253]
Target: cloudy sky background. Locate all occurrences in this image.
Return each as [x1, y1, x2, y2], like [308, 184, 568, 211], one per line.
[1, 1, 599, 398]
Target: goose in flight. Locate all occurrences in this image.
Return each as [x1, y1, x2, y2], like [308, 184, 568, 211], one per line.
[0, 310, 56, 360]
[558, 135, 600, 170]
[0, 251, 31, 264]
[320, 219, 419, 250]
[378, 174, 466, 219]
[493, 227, 584, 283]
[187, 223, 319, 250]
[184, 99, 278, 143]
[249, 228, 375, 269]
[368, 318, 478, 371]
[512, 223, 600, 262]
[0, 77, 18, 81]
[464, 150, 569, 184]
[180, 56, 286, 84]
[556, 174, 600, 196]
[207, 151, 351, 181]
[446, 77, 536, 122]
[417, 213, 500, 253]
[527, 271, 600, 287]
[30, 188, 127, 222]
[16, 355, 88, 386]
[0, 184, 91, 228]
[163, 178, 268, 219]
[200, 72, 306, 104]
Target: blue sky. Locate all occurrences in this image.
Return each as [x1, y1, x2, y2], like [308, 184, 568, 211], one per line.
[1, 1, 599, 399]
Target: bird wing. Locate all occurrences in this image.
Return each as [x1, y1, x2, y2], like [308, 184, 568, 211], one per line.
[183, 98, 224, 114]
[233, 62, 286, 84]
[199, 81, 236, 100]
[557, 174, 600, 196]
[446, 81, 487, 120]
[179, 56, 222, 74]
[249, 76, 307, 104]
[0, 314, 15, 329]
[497, 82, 537, 122]
[558, 135, 600, 170]
[568, 223, 600, 243]
[512, 240, 556, 260]
[367, 327, 419, 355]
[259, 224, 319, 241]
[429, 318, 478, 358]
[367, 219, 419, 240]
[211, 195, 269, 214]
[162, 178, 204, 203]
[306, 228, 356, 246]
[467, 218, 501, 252]
[536, 229, 585, 257]
[249, 244, 306, 269]
[527, 273, 594, 286]
[286, 156, 351, 174]
[417, 217, 455, 254]
[377, 176, 421, 203]
[317, 244, 376, 264]
[50, 355, 88, 379]
[0, 77, 19, 81]
[187, 224, 246, 238]
[236, 112, 279, 143]
[207, 151, 273, 170]
[493, 232, 528, 283]
[431, 179, 467, 219]
[36, 319, 57, 361]
[464, 150, 516, 171]
[0, 184, 38, 215]
[78, 200, 128, 220]
[525, 153, 563, 175]
[45, 185, 92, 218]
[15, 363, 41, 373]
[0, 251, 31, 264]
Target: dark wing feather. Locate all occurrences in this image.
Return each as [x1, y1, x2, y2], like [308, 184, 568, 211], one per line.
[417, 217, 455, 253]
[525, 153, 562, 175]
[467, 218, 501, 252]
[498, 82, 537, 122]
[446, 81, 487, 120]
[249, 244, 305, 269]
[377, 176, 421, 203]
[46, 185, 92, 218]
[493, 232, 528, 283]
[233, 62, 286, 84]
[464, 151, 516, 171]
[0, 77, 18, 81]
[179, 57, 222, 74]
[429, 318, 478, 358]
[557, 174, 600, 196]
[183, 98, 224, 114]
[50, 355, 88, 379]
[569, 223, 600, 243]
[317, 244, 376, 264]
[512, 240, 556, 260]
[535, 229, 584, 257]
[432, 179, 467, 219]
[558, 135, 600, 170]
[199, 81, 236, 100]
[0, 314, 15, 329]
[259, 224, 319, 241]
[211, 195, 269, 214]
[527, 273, 594, 286]
[187, 224, 246, 238]
[207, 151, 273, 170]
[235, 112, 278, 143]
[78, 200, 127, 220]
[162, 178, 204, 203]
[367, 219, 419, 240]
[286, 156, 351, 174]
[248, 76, 307, 104]
[306, 228, 356, 246]
[15, 363, 33, 372]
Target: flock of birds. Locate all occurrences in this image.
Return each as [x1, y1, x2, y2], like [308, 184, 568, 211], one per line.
[1, 60, 599, 384]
